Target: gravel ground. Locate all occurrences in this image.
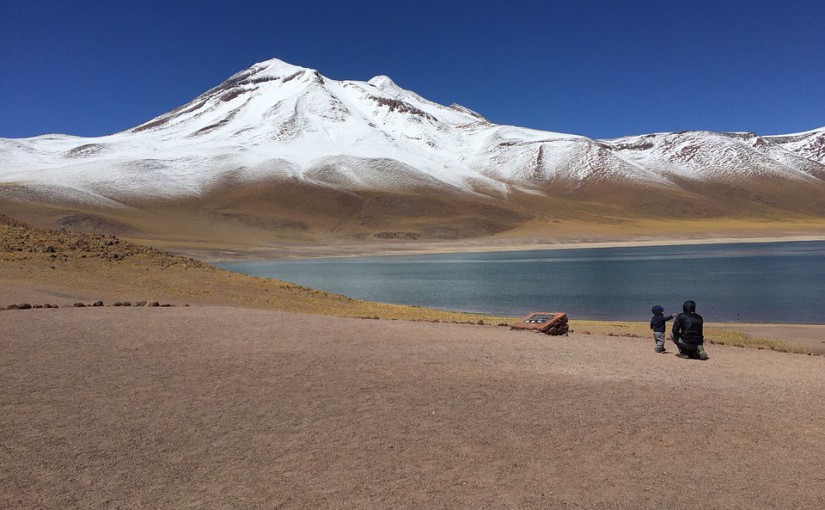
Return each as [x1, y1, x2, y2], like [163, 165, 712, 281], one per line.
[2, 306, 825, 509]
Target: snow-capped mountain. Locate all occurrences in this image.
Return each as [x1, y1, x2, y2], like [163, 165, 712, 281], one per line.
[1, 57, 824, 242]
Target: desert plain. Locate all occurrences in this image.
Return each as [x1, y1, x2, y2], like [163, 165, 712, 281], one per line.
[2, 214, 825, 508]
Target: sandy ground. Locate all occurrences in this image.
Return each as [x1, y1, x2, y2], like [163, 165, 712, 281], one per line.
[3, 306, 825, 509]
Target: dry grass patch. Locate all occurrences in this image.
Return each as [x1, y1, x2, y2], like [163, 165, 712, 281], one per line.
[700, 328, 810, 354]
[570, 319, 811, 354]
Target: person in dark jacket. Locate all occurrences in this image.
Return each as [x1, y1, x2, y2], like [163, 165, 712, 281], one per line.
[671, 300, 709, 360]
[650, 305, 675, 353]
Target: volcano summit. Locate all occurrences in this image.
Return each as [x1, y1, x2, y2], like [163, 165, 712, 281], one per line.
[2, 58, 824, 251]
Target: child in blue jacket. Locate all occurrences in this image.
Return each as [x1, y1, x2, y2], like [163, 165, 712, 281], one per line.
[650, 305, 675, 353]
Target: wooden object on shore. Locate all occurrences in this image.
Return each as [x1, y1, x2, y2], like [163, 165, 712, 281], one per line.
[510, 312, 569, 336]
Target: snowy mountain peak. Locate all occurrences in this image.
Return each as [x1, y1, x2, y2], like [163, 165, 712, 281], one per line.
[368, 75, 401, 92]
[246, 57, 307, 79]
[1, 56, 824, 224]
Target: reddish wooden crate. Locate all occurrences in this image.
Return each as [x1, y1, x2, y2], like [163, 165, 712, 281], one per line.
[510, 312, 569, 335]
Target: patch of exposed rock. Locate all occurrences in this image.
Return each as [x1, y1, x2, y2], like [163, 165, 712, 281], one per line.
[0, 214, 206, 269]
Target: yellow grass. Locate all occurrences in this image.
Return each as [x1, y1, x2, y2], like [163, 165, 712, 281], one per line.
[570, 320, 809, 354]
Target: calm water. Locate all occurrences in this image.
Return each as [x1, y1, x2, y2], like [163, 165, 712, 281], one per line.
[217, 241, 825, 324]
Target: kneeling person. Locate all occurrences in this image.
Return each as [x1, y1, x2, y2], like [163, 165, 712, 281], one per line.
[671, 300, 709, 360]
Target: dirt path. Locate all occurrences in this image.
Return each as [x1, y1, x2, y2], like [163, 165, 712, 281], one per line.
[2, 306, 825, 508]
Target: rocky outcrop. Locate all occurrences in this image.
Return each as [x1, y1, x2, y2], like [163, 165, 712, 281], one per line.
[1, 300, 181, 311]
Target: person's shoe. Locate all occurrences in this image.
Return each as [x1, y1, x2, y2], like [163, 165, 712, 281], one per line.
[655, 348, 667, 354]
[696, 345, 709, 360]
[676, 353, 690, 359]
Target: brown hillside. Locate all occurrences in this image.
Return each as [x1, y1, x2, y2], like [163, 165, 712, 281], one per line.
[0, 214, 509, 323]
[4, 181, 825, 260]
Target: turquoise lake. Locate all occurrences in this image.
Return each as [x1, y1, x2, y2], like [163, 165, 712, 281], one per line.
[216, 241, 825, 323]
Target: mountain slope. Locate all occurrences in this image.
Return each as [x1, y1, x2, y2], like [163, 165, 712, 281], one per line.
[1, 58, 824, 246]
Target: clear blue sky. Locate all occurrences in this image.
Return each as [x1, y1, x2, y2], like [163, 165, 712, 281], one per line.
[2, 0, 824, 139]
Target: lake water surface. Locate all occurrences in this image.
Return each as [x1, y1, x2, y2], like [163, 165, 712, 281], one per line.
[217, 241, 825, 324]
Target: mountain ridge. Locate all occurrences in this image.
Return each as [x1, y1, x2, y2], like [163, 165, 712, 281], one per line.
[1, 57, 824, 247]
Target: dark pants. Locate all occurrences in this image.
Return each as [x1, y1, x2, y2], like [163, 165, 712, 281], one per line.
[671, 334, 701, 359]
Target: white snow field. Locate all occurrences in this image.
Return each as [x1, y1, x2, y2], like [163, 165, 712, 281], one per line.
[1, 58, 824, 206]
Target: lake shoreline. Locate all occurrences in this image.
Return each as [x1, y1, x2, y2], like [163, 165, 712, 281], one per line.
[4, 216, 822, 356]
[218, 240, 825, 327]
[201, 233, 825, 262]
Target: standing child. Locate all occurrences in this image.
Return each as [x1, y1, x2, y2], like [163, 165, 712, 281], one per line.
[650, 305, 675, 353]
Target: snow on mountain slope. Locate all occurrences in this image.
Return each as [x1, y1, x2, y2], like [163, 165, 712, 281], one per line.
[1, 57, 824, 213]
[765, 128, 825, 178]
[606, 130, 825, 183]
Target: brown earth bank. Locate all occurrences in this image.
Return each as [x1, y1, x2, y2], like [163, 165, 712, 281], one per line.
[0, 213, 513, 324]
[3, 190, 825, 260]
[2, 306, 825, 509]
